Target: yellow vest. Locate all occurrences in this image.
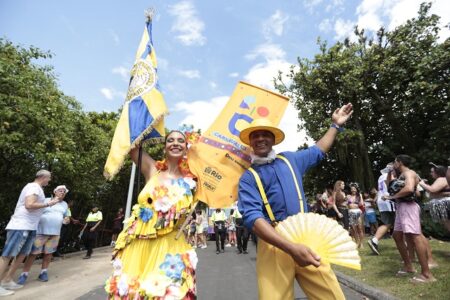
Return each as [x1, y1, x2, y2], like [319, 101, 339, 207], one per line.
[232, 209, 242, 218]
[86, 211, 103, 222]
[211, 210, 227, 222]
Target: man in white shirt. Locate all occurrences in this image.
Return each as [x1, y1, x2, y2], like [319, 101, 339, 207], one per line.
[0, 170, 59, 296]
[368, 163, 396, 255]
[17, 185, 69, 285]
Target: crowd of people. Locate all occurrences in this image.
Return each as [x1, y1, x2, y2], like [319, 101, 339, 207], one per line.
[1, 103, 449, 298]
[185, 207, 252, 255]
[310, 157, 450, 284]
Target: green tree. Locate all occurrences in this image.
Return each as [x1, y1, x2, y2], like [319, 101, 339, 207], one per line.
[0, 39, 165, 246]
[277, 3, 449, 193]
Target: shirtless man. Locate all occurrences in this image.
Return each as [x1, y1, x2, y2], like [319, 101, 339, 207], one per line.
[384, 155, 435, 283]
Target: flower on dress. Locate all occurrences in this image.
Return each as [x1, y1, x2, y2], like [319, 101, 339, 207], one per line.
[159, 254, 185, 280]
[117, 274, 129, 297]
[141, 273, 172, 298]
[154, 196, 173, 213]
[175, 178, 194, 197]
[183, 177, 197, 190]
[127, 220, 138, 235]
[128, 276, 140, 297]
[169, 183, 188, 200]
[112, 258, 123, 276]
[139, 207, 154, 223]
[162, 284, 188, 300]
[186, 250, 198, 270]
[152, 185, 169, 199]
[106, 276, 118, 295]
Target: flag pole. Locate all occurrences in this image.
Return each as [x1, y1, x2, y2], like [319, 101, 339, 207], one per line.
[136, 146, 143, 200]
[125, 163, 136, 219]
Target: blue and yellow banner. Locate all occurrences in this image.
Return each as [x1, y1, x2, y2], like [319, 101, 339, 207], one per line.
[188, 81, 289, 208]
[104, 15, 167, 179]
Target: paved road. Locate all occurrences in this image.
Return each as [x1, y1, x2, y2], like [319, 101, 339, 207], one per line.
[78, 241, 366, 300]
[3, 240, 366, 299]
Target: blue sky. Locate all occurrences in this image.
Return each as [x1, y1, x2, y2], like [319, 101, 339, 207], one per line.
[1, 0, 449, 150]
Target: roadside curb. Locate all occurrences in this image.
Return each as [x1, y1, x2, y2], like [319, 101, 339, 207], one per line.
[335, 270, 399, 300]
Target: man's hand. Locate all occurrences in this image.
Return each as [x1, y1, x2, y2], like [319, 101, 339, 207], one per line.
[90, 227, 96, 232]
[288, 243, 321, 268]
[332, 103, 353, 126]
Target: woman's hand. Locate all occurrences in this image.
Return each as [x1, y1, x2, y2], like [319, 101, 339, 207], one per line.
[338, 212, 343, 219]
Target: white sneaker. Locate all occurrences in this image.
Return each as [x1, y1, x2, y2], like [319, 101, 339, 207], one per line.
[201, 245, 207, 249]
[0, 287, 14, 296]
[225, 243, 232, 248]
[1, 281, 22, 290]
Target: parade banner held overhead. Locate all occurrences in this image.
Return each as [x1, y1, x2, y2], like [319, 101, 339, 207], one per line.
[188, 81, 289, 208]
[104, 10, 167, 179]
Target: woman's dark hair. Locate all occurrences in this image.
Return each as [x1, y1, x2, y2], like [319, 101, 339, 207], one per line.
[432, 165, 447, 177]
[164, 130, 187, 144]
[395, 154, 413, 167]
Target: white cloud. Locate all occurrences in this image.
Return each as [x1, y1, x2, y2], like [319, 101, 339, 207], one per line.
[326, 0, 345, 13]
[209, 81, 218, 89]
[275, 102, 313, 152]
[319, 18, 333, 32]
[303, 0, 323, 13]
[263, 10, 289, 39]
[109, 29, 120, 45]
[174, 96, 229, 131]
[112, 66, 129, 82]
[178, 69, 201, 79]
[246, 43, 286, 61]
[157, 57, 169, 70]
[100, 87, 125, 101]
[244, 60, 292, 90]
[244, 43, 294, 92]
[334, 0, 450, 41]
[229, 72, 239, 78]
[168, 1, 206, 46]
[334, 18, 355, 40]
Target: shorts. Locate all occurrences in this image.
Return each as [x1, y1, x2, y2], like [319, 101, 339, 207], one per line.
[326, 208, 337, 218]
[380, 211, 395, 226]
[195, 225, 203, 234]
[348, 209, 362, 226]
[428, 197, 450, 223]
[365, 211, 377, 224]
[31, 234, 60, 254]
[394, 202, 421, 234]
[1, 230, 36, 257]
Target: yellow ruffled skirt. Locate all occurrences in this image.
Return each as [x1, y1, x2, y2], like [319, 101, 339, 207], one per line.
[106, 231, 197, 299]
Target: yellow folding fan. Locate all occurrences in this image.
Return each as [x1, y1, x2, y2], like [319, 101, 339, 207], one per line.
[275, 213, 361, 270]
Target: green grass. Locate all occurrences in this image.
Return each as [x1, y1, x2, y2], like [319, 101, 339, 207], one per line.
[334, 237, 450, 300]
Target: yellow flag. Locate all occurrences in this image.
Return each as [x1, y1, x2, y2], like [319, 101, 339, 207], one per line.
[104, 15, 167, 180]
[188, 81, 289, 208]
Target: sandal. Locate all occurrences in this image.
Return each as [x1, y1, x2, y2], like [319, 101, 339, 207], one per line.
[410, 275, 437, 284]
[396, 270, 416, 277]
[428, 263, 439, 269]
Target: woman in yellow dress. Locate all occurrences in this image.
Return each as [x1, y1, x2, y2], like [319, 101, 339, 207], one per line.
[106, 130, 198, 299]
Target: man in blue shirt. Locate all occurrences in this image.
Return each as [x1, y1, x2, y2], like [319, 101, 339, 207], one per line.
[238, 103, 353, 300]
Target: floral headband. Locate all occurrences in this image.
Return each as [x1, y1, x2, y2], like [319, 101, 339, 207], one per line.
[177, 124, 200, 148]
[155, 125, 200, 177]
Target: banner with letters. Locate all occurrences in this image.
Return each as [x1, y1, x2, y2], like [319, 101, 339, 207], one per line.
[188, 81, 289, 208]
